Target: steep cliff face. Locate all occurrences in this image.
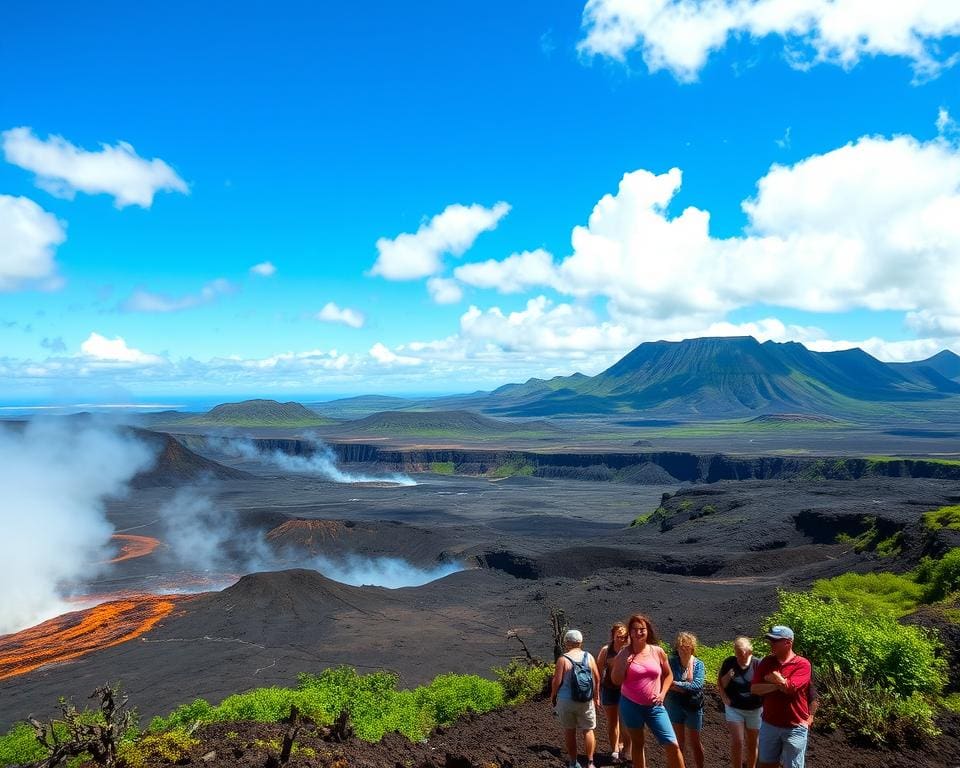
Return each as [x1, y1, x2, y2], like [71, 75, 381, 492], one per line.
[245, 439, 960, 484]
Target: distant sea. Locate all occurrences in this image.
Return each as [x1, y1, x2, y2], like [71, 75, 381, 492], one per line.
[0, 395, 343, 419]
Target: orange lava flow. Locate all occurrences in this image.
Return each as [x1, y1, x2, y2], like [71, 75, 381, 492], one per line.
[105, 534, 162, 564]
[0, 595, 181, 681]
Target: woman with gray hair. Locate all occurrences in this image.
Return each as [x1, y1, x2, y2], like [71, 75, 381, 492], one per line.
[550, 628, 602, 768]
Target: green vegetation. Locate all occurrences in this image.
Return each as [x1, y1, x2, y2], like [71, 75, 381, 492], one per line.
[0, 723, 44, 766]
[915, 548, 960, 601]
[489, 458, 535, 478]
[834, 516, 902, 556]
[429, 461, 456, 475]
[868, 455, 960, 468]
[769, 588, 945, 744]
[493, 659, 553, 704]
[923, 504, 960, 531]
[811, 572, 924, 617]
[149, 667, 504, 742]
[629, 511, 653, 527]
[118, 730, 198, 768]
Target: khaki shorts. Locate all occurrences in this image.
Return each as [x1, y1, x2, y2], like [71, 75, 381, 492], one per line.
[555, 698, 597, 730]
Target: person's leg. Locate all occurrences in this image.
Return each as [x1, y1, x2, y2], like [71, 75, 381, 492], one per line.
[603, 704, 620, 755]
[625, 727, 645, 766]
[781, 726, 808, 768]
[645, 705, 684, 768]
[564, 727, 579, 765]
[744, 727, 759, 768]
[757, 721, 783, 768]
[584, 728, 596, 767]
[725, 721, 745, 768]
[620, 720, 632, 762]
[663, 743, 686, 768]
[688, 728, 704, 768]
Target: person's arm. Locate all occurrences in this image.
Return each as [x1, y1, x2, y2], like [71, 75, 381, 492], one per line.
[751, 658, 779, 696]
[778, 658, 811, 695]
[673, 658, 704, 692]
[590, 654, 602, 709]
[718, 660, 733, 706]
[656, 648, 673, 704]
[610, 647, 629, 687]
[596, 645, 609, 676]
[550, 656, 567, 705]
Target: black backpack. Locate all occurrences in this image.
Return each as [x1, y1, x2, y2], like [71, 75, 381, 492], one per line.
[565, 652, 594, 702]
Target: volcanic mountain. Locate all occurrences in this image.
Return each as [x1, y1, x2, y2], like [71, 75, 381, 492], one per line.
[147, 399, 336, 427]
[131, 429, 249, 486]
[475, 336, 960, 418]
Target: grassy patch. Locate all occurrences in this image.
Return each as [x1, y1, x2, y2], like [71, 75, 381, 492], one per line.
[490, 459, 535, 478]
[834, 516, 902, 556]
[923, 505, 960, 531]
[811, 572, 924, 617]
[429, 461, 455, 475]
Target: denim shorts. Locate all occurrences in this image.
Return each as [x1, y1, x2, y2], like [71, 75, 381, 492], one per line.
[725, 705, 762, 730]
[618, 696, 678, 745]
[600, 685, 621, 706]
[665, 700, 703, 731]
[758, 722, 808, 768]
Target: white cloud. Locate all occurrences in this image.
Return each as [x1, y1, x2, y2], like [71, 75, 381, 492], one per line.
[369, 342, 422, 366]
[121, 278, 236, 313]
[937, 107, 959, 138]
[370, 201, 510, 280]
[426, 276, 464, 304]
[250, 261, 276, 277]
[454, 248, 558, 293]
[460, 296, 632, 353]
[2, 127, 189, 208]
[0, 194, 65, 291]
[578, 0, 960, 81]
[80, 332, 165, 364]
[316, 302, 365, 328]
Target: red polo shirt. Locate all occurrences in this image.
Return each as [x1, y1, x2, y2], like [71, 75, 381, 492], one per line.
[754, 653, 811, 728]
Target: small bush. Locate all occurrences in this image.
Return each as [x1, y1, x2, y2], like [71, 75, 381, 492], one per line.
[118, 730, 198, 768]
[817, 666, 939, 745]
[430, 461, 455, 475]
[811, 572, 924, 617]
[493, 659, 553, 704]
[916, 548, 960, 601]
[0, 723, 46, 766]
[629, 513, 652, 527]
[416, 674, 503, 723]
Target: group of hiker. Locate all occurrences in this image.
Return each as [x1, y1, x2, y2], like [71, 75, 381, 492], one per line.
[550, 614, 813, 768]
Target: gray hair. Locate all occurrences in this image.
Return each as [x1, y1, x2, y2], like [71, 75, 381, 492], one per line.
[563, 629, 584, 646]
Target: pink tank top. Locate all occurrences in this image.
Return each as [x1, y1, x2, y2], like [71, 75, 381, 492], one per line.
[621, 646, 662, 705]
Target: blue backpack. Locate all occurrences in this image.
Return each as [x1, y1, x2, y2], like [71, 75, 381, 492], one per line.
[564, 652, 594, 702]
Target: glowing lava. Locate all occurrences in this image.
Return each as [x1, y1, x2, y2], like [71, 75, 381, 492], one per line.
[0, 595, 183, 680]
[105, 533, 162, 564]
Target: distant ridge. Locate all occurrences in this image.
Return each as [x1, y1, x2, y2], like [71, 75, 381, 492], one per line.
[149, 399, 337, 427]
[327, 409, 562, 438]
[473, 336, 960, 418]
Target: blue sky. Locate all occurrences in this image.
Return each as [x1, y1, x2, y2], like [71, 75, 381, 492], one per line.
[2, 1, 960, 401]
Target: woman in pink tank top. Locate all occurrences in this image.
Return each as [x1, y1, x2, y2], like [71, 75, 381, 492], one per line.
[611, 613, 686, 768]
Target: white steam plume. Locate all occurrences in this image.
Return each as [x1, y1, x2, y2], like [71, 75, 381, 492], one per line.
[306, 554, 462, 588]
[207, 435, 417, 486]
[0, 420, 154, 633]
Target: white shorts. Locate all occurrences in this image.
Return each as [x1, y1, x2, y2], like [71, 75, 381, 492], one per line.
[725, 705, 762, 730]
[555, 698, 597, 730]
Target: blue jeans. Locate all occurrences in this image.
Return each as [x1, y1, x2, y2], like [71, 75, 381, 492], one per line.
[618, 696, 678, 746]
[758, 722, 807, 768]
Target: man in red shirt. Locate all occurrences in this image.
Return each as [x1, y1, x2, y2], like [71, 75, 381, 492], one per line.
[750, 625, 811, 768]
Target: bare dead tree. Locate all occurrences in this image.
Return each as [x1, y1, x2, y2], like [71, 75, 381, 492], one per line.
[550, 608, 567, 661]
[28, 685, 136, 768]
[506, 629, 535, 662]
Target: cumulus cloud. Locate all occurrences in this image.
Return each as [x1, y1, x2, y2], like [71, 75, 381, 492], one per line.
[80, 332, 165, 364]
[470, 135, 960, 325]
[121, 278, 236, 313]
[426, 276, 464, 304]
[578, 0, 960, 81]
[370, 201, 510, 280]
[0, 194, 66, 291]
[369, 342, 422, 366]
[454, 248, 558, 293]
[316, 302, 365, 328]
[0, 420, 155, 633]
[460, 296, 632, 353]
[2, 127, 188, 208]
[250, 261, 276, 277]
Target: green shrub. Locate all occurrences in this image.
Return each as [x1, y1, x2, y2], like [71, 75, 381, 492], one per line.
[629, 512, 652, 527]
[770, 590, 944, 697]
[118, 729, 198, 768]
[693, 642, 733, 681]
[416, 674, 503, 723]
[430, 461, 455, 475]
[493, 659, 553, 704]
[923, 505, 960, 531]
[811, 572, 924, 617]
[916, 548, 960, 601]
[817, 666, 940, 745]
